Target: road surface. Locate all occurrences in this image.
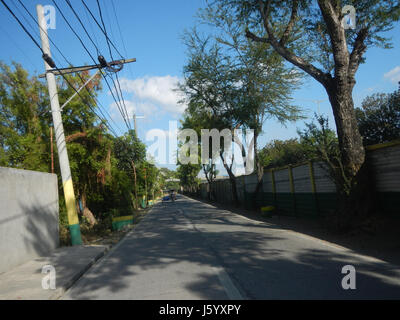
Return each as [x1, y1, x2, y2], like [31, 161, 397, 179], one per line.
[64, 195, 400, 299]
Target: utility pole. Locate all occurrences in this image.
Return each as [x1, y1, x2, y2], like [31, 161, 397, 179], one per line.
[37, 4, 82, 245]
[126, 112, 145, 137]
[131, 160, 138, 210]
[134, 114, 137, 135]
[313, 99, 326, 115]
[50, 126, 54, 174]
[294, 98, 326, 116]
[144, 167, 147, 207]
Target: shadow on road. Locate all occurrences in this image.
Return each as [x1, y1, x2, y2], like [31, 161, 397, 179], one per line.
[65, 196, 400, 299]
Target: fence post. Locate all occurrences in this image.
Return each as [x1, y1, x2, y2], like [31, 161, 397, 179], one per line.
[288, 165, 297, 216]
[308, 161, 319, 215]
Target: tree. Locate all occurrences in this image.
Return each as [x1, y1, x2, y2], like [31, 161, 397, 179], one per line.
[114, 130, 146, 209]
[298, 115, 342, 182]
[356, 84, 400, 145]
[179, 19, 302, 204]
[177, 162, 202, 194]
[0, 61, 152, 237]
[179, 109, 220, 200]
[212, 0, 400, 215]
[258, 138, 310, 168]
[298, 114, 376, 231]
[0, 62, 50, 171]
[159, 167, 180, 191]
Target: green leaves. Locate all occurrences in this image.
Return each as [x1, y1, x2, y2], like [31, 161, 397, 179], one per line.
[0, 61, 162, 221]
[356, 86, 400, 145]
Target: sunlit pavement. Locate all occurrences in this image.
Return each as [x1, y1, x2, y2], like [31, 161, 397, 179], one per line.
[63, 195, 400, 299]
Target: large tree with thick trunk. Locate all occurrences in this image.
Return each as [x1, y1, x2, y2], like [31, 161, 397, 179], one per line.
[211, 0, 399, 215]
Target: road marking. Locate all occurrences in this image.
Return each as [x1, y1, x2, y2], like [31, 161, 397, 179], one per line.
[177, 207, 245, 300]
[213, 266, 244, 300]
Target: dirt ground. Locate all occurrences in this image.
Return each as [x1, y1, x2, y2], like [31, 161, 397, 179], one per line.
[76, 207, 151, 247]
[192, 196, 400, 267]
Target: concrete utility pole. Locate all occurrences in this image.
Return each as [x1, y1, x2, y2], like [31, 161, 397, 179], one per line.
[144, 167, 148, 207]
[50, 126, 54, 174]
[126, 112, 145, 137]
[37, 4, 82, 245]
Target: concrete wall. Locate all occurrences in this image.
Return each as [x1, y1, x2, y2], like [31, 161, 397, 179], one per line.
[0, 167, 59, 274]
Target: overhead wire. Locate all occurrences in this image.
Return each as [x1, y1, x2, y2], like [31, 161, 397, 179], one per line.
[95, 0, 132, 128]
[2, 0, 120, 138]
[14, 0, 122, 137]
[110, 0, 136, 82]
[50, 0, 132, 131]
[80, 0, 125, 59]
[60, 0, 131, 131]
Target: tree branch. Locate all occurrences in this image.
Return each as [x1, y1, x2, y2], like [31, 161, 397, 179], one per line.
[244, 0, 332, 86]
[65, 131, 87, 142]
[317, 0, 349, 69]
[279, 0, 299, 46]
[246, 29, 331, 86]
[348, 27, 369, 78]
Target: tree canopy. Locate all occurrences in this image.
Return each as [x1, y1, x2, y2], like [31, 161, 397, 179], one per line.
[0, 61, 162, 233]
[356, 84, 400, 145]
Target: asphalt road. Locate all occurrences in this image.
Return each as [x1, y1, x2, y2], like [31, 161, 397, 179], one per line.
[64, 195, 400, 299]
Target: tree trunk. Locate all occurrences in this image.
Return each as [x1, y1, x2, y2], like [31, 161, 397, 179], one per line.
[80, 191, 97, 227]
[252, 130, 264, 209]
[324, 80, 376, 231]
[202, 165, 212, 201]
[131, 160, 138, 210]
[326, 81, 365, 180]
[220, 154, 240, 206]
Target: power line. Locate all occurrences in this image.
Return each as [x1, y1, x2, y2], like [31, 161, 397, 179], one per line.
[64, 0, 98, 54]
[50, 0, 131, 131]
[96, 0, 132, 129]
[79, 0, 132, 130]
[2, 0, 130, 136]
[64, 0, 131, 130]
[110, 0, 136, 81]
[0, 10, 38, 70]
[97, 0, 115, 60]
[59, 0, 128, 133]
[80, 0, 124, 59]
[2, 0, 119, 138]
[14, 0, 123, 137]
[110, 0, 128, 60]
[83, 1, 100, 55]
[0, 0, 42, 52]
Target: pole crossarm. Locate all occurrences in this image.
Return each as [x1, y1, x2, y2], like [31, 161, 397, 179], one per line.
[125, 113, 146, 135]
[39, 58, 136, 78]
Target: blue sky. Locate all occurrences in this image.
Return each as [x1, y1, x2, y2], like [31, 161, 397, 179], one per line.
[1, 0, 399, 173]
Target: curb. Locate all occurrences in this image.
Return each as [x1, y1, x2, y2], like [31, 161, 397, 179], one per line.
[57, 206, 157, 300]
[50, 245, 111, 300]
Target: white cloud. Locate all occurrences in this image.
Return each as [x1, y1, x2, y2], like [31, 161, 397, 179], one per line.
[384, 66, 400, 84]
[119, 75, 187, 114]
[109, 100, 158, 122]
